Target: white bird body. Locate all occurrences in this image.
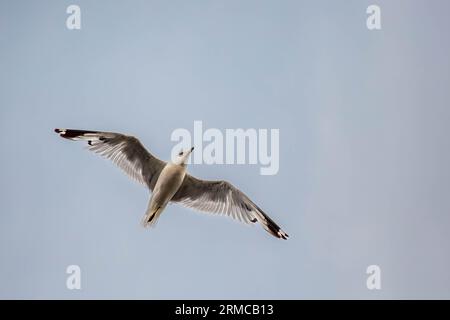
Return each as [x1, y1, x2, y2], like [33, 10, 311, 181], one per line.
[143, 162, 187, 227]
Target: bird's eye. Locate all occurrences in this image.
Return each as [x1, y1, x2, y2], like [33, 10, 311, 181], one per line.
[178, 151, 184, 156]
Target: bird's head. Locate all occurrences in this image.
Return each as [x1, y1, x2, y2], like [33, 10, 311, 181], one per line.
[173, 146, 194, 166]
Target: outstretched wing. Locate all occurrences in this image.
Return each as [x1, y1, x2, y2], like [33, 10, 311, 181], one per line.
[171, 175, 289, 239]
[55, 128, 166, 190]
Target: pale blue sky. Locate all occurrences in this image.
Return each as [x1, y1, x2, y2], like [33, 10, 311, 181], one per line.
[1, 0, 450, 299]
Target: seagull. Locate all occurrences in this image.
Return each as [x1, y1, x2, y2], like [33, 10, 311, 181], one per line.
[54, 128, 289, 240]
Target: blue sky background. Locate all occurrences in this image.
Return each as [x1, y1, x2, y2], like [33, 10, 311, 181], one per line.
[1, 0, 450, 299]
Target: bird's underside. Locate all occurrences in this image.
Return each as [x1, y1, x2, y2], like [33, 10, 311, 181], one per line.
[55, 128, 289, 240]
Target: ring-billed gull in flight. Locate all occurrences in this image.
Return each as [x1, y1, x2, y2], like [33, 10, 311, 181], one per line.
[55, 128, 289, 240]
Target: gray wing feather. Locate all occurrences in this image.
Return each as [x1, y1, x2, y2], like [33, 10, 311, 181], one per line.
[171, 175, 289, 239]
[55, 129, 166, 190]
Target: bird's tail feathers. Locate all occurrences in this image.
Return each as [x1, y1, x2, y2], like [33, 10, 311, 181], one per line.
[141, 206, 164, 228]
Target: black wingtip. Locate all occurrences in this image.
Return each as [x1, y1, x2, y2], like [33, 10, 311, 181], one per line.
[274, 228, 289, 240]
[54, 128, 99, 139]
[55, 128, 69, 139]
[263, 215, 289, 240]
[55, 128, 71, 139]
[280, 232, 289, 240]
